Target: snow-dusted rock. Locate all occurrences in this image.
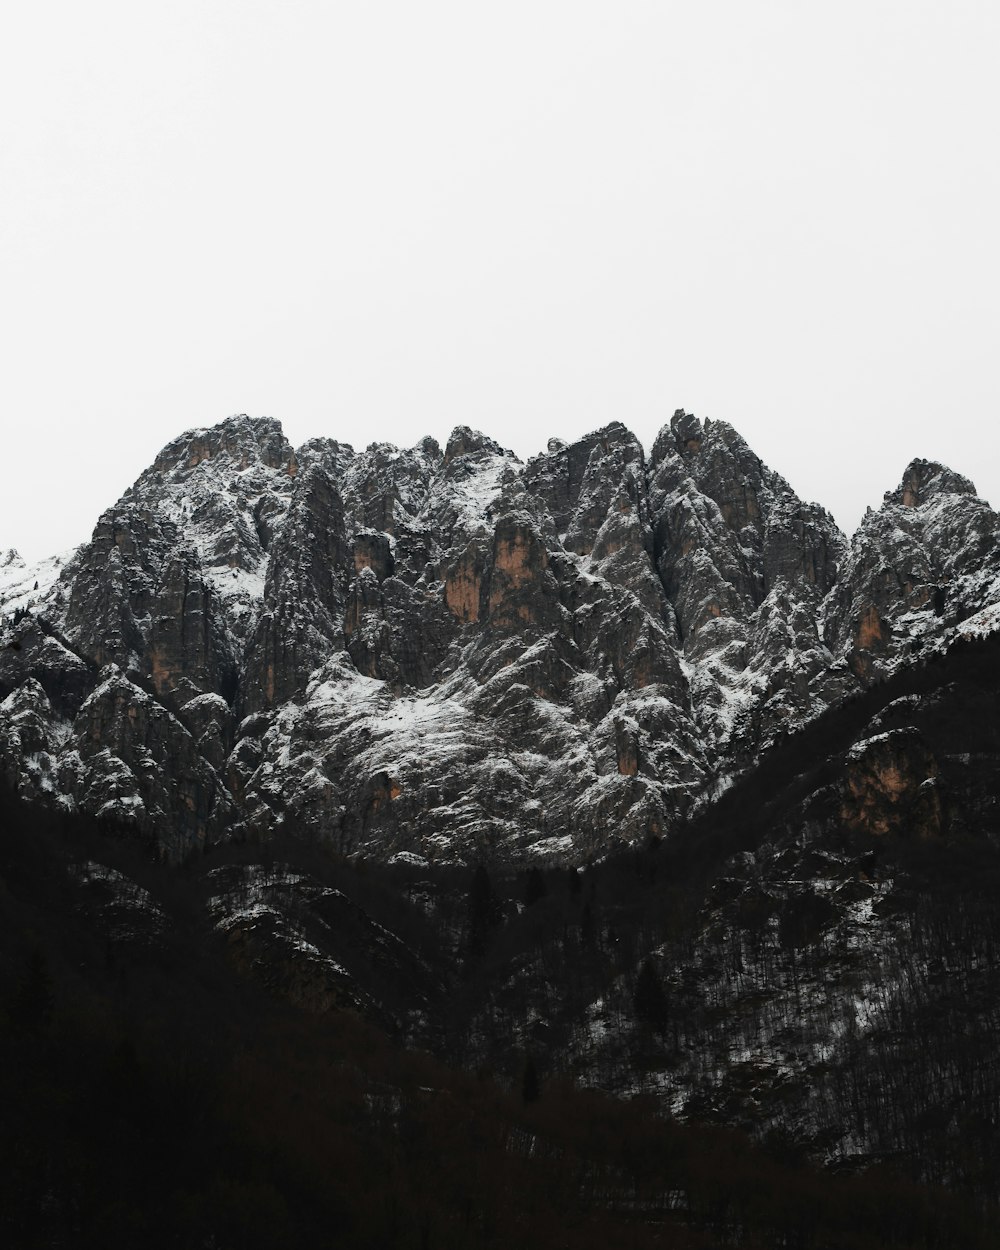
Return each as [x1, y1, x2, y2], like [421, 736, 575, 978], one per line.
[826, 457, 1000, 679]
[1, 411, 997, 862]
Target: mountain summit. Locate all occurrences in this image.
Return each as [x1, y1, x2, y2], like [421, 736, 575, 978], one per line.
[2, 412, 998, 862]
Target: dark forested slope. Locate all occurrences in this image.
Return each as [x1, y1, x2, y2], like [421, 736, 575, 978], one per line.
[4, 632, 1000, 1245]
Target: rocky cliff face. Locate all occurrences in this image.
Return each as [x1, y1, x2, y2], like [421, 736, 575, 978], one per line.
[825, 457, 1000, 679]
[2, 411, 998, 862]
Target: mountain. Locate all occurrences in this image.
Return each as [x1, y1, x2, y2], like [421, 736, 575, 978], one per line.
[2, 411, 999, 864]
[5, 410, 1000, 1242]
[3, 629, 1000, 1244]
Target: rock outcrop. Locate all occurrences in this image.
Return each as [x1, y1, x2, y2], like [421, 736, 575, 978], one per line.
[825, 457, 1000, 679]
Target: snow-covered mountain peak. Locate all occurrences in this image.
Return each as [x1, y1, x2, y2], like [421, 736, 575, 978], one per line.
[887, 457, 979, 509]
[443, 426, 517, 468]
[149, 414, 295, 477]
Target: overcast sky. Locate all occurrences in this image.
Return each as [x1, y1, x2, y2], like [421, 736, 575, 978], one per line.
[2, 1, 999, 561]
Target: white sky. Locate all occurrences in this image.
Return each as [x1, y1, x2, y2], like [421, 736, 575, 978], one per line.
[2, 1, 999, 561]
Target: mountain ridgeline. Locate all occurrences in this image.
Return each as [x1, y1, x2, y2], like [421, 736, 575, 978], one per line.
[5, 411, 1000, 1243]
[2, 411, 999, 863]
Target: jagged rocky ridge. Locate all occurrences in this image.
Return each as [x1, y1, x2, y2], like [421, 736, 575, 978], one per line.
[2, 412, 999, 863]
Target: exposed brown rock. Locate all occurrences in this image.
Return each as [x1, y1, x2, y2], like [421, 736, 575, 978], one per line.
[444, 544, 483, 624]
[839, 730, 942, 838]
[486, 517, 555, 630]
[615, 720, 639, 776]
[855, 605, 886, 651]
